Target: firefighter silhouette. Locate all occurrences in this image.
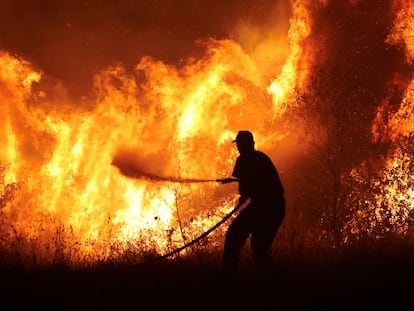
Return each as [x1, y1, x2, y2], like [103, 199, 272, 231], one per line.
[222, 130, 286, 280]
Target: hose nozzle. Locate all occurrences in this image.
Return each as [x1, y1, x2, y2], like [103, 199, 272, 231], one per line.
[216, 178, 238, 184]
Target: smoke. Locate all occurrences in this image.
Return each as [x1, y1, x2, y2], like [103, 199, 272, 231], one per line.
[292, 0, 411, 169]
[0, 0, 292, 100]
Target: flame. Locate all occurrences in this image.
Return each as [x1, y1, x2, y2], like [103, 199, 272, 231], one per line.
[344, 0, 414, 240]
[0, 3, 308, 267]
[267, 0, 320, 117]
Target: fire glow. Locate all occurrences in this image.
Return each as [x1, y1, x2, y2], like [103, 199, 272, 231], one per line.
[1, 0, 413, 268]
[0, 10, 296, 267]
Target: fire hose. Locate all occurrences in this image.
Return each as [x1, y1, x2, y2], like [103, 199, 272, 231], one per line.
[143, 177, 241, 264]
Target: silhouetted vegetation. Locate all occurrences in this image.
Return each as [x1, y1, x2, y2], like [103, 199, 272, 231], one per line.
[1, 217, 414, 308]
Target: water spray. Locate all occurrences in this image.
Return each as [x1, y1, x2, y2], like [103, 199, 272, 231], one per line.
[111, 156, 238, 184]
[119, 169, 238, 184]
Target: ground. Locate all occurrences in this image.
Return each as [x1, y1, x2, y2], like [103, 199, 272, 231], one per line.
[1, 256, 413, 309]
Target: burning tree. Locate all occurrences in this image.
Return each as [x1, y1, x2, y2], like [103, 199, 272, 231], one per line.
[289, 65, 372, 246]
[283, 0, 414, 248]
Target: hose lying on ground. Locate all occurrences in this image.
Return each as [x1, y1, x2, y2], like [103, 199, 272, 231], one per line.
[142, 201, 244, 264]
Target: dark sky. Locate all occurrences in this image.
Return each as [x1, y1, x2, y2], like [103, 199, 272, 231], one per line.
[0, 0, 291, 98]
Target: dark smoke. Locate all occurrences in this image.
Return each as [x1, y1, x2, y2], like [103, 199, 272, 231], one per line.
[300, 0, 411, 169]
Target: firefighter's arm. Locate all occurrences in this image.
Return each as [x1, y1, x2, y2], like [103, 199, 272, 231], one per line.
[237, 178, 250, 204]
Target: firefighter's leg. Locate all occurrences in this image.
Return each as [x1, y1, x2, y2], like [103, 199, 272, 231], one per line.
[222, 207, 252, 279]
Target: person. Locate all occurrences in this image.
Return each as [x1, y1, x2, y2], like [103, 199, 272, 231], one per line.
[222, 130, 286, 282]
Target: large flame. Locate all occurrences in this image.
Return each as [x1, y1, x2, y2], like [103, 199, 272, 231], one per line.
[0, 1, 310, 267]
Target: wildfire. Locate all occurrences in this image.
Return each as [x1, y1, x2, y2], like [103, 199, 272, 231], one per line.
[1, 0, 413, 268]
[343, 0, 414, 240]
[267, 0, 315, 116]
[0, 1, 306, 267]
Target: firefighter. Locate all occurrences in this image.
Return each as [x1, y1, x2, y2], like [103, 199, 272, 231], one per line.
[222, 130, 286, 281]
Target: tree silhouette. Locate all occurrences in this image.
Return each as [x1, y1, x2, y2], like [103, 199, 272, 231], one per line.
[290, 65, 389, 246]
